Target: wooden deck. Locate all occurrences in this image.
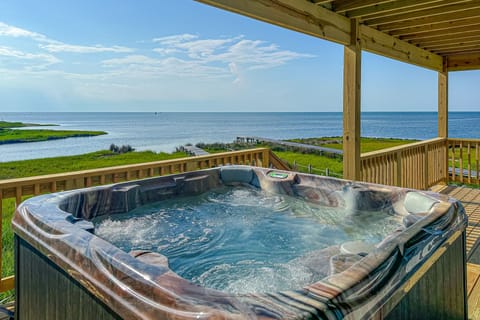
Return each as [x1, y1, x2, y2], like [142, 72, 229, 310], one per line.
[432, 184, 480, 320]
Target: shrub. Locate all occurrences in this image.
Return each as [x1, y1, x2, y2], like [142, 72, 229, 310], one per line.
[109, 143, 135, 154]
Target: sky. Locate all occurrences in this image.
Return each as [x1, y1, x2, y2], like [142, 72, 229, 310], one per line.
[0, 0, 479, 112]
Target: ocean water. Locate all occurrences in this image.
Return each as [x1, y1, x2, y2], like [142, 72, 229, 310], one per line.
[1, 112, 479, 162]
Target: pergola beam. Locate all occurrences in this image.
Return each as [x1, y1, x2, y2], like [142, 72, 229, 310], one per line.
[195, 0, 351, 45]
[386, 16, 480, 36]
[447, 53, 480, 71]
[196, 0, 443, 71]
[346, 0, 467, 19]
[360, 25, 442, 70]
[377, 6, 480, 32]
[363, 1, 479, 26]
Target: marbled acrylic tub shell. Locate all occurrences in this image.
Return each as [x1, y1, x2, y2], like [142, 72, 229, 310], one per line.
[13, 166, 467, 319]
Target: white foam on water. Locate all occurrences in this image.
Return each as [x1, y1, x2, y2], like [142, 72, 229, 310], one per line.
[93, 185, 402, 293]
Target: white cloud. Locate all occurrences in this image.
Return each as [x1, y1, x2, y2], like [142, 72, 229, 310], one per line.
[0, 23, 315, 104]
[153, 48, 180, 55]
[102, 54, 226, 78]
[0, 45, 61, 67]
[0, 21, 134, 55]
[40, 43, 134, 53]
[153, 34, 198, 45]
[0, 22, 52, 43]
[102, 54, 160, 66]
[152, 34, 314, 71]
[96, 34, 314, 84]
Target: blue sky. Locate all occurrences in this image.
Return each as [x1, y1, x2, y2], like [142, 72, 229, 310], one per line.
[0, 0, 479, 112]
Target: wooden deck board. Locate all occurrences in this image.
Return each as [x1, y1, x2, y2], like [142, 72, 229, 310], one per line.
[435, 185, 480, 320]
[469, 263, 480, 320]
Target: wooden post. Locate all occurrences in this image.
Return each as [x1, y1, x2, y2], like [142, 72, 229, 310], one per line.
[343, 19, 361, 181]
[438, 62, 448, 138]
[438, 59, 448, 183]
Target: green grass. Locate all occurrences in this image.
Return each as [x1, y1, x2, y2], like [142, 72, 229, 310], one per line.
[0, 150, 187, 179]
[0, 149, 188, 302]
[289, 136, 418, 153]
[202, 137, 418, 177]
[274, 151, 343, 176]
[0, 129, 106, 144]
[0, 120, 55, 129]
[1, 197, 19, 303]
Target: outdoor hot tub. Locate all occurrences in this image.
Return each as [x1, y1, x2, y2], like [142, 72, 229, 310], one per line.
[13, 166, 467, 319]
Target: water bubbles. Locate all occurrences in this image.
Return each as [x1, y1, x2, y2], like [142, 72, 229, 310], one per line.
[93, 185, 402, 294]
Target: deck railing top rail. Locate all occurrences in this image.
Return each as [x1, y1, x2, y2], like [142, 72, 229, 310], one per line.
[0, 148, 275, 295]
[360, 137, 447, 160]
[0, 148, 271, 188]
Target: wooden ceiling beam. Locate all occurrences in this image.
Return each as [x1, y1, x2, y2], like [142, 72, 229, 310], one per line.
[359, 25, 442, 71]
[196, 0, 351, 45]
[196, 0, 443, 71]
[434, 47, 480, 55]
[400, 25, 480, 41]
[347, 0, 464, 19]
[411, 34, 480, 47]
[387, 17, 480, 36]
[425, 41, 480, 51]
[332, 0, 394, 13]
[377, 6, 480, 31]
[447, 53, 480, 71]
[364, 2, 480, 27]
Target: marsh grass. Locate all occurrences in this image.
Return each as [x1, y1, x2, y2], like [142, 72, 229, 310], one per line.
[0, 149, 188, 303]
[1, 197, 21, 303]
[0, 129, 106, 144]
[0, 150, 187, 180]
[0, 121, 55, 129]
[289, 137, 417, 153]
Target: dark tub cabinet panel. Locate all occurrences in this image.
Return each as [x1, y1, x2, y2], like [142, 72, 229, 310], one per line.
[15, 237, 121, 320]
[382, 233, 467, 320]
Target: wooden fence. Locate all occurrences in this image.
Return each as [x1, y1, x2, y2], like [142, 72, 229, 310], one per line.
[448, 139, 480, 185]
[3, 139, 480, 294]
[360, 138, 448, 189]
[0, 148, 289, 293]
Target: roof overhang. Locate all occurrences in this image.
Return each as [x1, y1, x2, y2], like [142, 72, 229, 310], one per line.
[197, 0, 480, 72]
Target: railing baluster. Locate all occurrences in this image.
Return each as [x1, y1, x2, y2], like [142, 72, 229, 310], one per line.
[460, 142, 464, 184]
[424, 145, 429, 190]
[452, 142, 456, 182]
[476, 142, 480, 184]
[34, 184, 40, 195]
[468, 143, 472, 184]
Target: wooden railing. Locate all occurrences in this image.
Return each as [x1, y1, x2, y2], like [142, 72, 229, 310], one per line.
[360, 138, 448, 190]
[3, 140, 480, 294]
[0, 148, 276, 293]
[448, 139, 480, 185]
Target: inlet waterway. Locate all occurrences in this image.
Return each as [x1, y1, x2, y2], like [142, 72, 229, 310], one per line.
[1, 112, 479, 162]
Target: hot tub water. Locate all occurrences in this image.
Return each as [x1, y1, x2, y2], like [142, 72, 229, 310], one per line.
[93, 185, 402, 293]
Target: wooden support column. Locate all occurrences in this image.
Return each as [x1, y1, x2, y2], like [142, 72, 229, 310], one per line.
[438, 60, 448, 138]
[343, 19, 361, 181]
[438, 59, 449, 183]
